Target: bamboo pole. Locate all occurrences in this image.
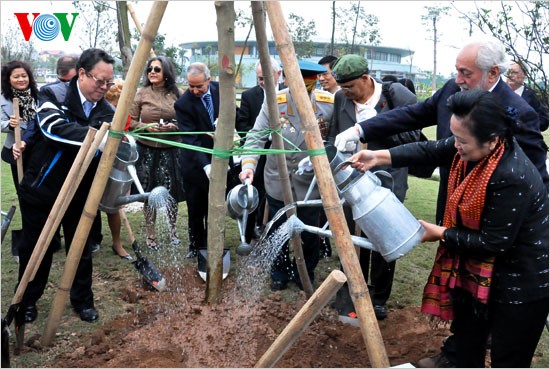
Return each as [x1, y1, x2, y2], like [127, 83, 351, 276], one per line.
[264, 2, 390, 367]
[41, 1, 168, 346]
[10, 127, 99, 309]
[251, 1, 312, 296]
[127, 2, 156, 58]
[205, 1, 236, 303]
[255, 270, 347, 368]
[12, 98, 24, 183]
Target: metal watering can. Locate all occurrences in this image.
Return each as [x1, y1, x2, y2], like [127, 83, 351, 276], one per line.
[226, 179, 259, 255]
[99, 137, 169, 213]
[325, 145, 425, 262]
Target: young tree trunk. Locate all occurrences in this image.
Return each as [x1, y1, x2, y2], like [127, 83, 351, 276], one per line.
[206, 1, 237, 303]
[432, 17, 437, 91]
[116, 1, 133, 78]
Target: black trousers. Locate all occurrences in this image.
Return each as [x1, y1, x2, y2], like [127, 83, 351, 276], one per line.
[17, 198, 95, 309]
[267, 195, 321, 283]
[446, 290, 548, 368]
[182, 171, 210, 250]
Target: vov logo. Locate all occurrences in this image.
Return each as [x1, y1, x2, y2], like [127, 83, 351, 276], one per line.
[14, 13, 79, 41]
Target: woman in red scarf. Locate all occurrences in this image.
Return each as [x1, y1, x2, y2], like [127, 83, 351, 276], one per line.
[347, 89, 548, 368]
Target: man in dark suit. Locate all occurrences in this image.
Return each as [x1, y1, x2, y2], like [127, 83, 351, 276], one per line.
[236, 57, 282, 243]
[334, 36, 549, 368]
[17, 48, 115, 323]
[506, 60, 549, 132]
[175, 62, 220, 258]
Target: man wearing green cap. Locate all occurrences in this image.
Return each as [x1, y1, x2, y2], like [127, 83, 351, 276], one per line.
[239, 60, 334, 291]
[328, 54, 417, 323]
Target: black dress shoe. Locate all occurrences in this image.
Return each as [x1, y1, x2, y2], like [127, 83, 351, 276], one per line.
[75, 307, 99, 322]
[23, 305, 37, 323]
[373, 304, 388, 320]
[269, 280, 288, 291]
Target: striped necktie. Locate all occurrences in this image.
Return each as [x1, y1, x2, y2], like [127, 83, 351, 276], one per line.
[202, 94, 214, 126]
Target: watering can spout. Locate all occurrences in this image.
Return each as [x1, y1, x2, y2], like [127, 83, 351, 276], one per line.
[286, 215, 376, 252]
[114, 193, 150, 207]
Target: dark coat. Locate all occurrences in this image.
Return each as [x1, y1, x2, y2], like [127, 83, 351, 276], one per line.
[357, 78, 549, 222]
[174, 81, 219, 175]
[18, 78, 114, 207]
[390, 137, 549, 304]
[521, 86, 549, 132]
[236, 85, 264, 134]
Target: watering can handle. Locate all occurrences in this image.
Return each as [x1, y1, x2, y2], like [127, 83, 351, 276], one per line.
[244, 178, 253, 205]
[333, 160, 354, 175]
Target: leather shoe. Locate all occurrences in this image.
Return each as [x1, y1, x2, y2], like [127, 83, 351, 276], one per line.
[75, 307, 99, 322]
[23, 304, 37, 323]
[373, 304, 388, 320]
[269, 280, 288, 291]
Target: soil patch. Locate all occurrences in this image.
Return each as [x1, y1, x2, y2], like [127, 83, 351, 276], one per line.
[44, 265, 449, 368]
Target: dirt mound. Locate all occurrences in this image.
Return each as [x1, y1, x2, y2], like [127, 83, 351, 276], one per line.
[49, 265, 449, 368]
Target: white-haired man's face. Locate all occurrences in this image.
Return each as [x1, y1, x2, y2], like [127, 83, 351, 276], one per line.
[256, 64, 281, 89]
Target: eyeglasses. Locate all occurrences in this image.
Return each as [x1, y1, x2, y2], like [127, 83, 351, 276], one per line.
[318, 71, 335, 78]
[147, 66, 162, 73]
[85, 72, 114, 89]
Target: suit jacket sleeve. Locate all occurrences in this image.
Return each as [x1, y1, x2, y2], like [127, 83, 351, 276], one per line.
[357, 79, 460, 143]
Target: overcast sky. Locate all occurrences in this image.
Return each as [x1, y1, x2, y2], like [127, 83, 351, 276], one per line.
[1, 1, 510, 77]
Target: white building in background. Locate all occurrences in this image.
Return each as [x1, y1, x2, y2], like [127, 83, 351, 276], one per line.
[179, 40, 420, 88]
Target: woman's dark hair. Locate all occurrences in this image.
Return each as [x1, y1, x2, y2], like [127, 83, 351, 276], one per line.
[1, 60, 39, 100]
[76, 48, 115, 73]
[143, 56, 180, 98]
[398, 78, 416, 95]
[447, 89, 514, 145]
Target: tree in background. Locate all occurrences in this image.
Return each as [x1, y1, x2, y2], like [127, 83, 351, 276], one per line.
[421, 5, 451, 91]
[287, 13, 317, 59]
[1, 23, 37, 65]
[454, 1, 548, 102]
[116, 1, 132, 79]
[334, 2, 380, 59]
[72, 1, 117, 52]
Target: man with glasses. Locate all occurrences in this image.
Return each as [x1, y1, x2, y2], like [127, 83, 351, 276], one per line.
[327, 54, 417, 324]
[175, 62, 228, 258]
[317, 55, 340, 95]
[506, 61, 548, 132]
[16, 48, 115, 323]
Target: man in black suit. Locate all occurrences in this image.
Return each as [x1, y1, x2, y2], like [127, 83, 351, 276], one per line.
[17, 48, 115, 323]
[236, 57, 282, 243]
[334, 36, 549, 367]
[175, 62, 220, 258]
[506, 60, 548, 132]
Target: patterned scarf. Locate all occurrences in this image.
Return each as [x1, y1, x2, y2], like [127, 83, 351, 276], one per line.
[420, 138, 505, 322]
[12, 87, 36, 123]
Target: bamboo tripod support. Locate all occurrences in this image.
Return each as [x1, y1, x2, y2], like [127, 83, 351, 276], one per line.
[12, 98, 23, 183]
[265, 2, 390, 367]
[41, 1, 169, 346]
[10, 127, 101, 312]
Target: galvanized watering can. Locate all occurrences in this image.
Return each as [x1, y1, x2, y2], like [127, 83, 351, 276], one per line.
[99, 138, 168, 213]
[226, 179, 259, 255]
[326, 146, 425, 262]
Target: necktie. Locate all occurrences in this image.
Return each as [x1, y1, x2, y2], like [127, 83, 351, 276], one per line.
[202, 94, 214, 126]
[83, 101, 94, 118]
